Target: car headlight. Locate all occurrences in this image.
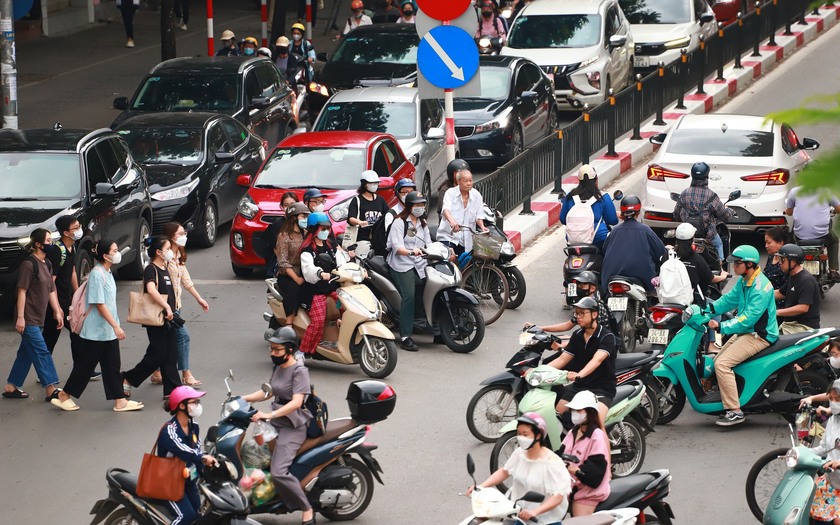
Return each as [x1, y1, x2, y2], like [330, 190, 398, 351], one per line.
[785, 448, 800, 468]
[501, 241, 515, 257]
[237, 194, 259, 220]
[308, 82, 330, 97]
[475, 108, 513, 134]
[585, 71, 601, 90]
[329, 198, 351, 222]
[664, 36, 691, 49]
[578, 56, 598, 69]
[151, 178, 200, 201]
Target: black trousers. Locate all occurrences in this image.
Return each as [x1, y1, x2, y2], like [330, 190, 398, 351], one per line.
[124, 325, 180, 396]
[44, 300, 78, 355]
[119, 3, 137, 39]
[64, 339, 124, 400]
[174, 0, 189, 24]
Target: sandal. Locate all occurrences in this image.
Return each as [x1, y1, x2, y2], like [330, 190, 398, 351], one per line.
[114, 400, 144, 412]
[2, 388, 29, 399]
[51, 396, 80, 411]
[182, 375, 202, 387]
[45, 389, 62, 403]
[150, 372, 163, 385]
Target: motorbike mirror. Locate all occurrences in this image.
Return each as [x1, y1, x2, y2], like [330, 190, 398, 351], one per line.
[466, 454, 477, 486]
[261, 383, 273, 399]
[224, 369, 234, 396]
[556, 189, 567, 201]
[519, 491, 545, 503]
[670, 192, 680, 202]
[728, 190, 741, 202]
[612, 189, 624, 201]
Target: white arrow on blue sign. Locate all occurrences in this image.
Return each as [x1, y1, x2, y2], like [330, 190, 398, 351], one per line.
[417, 25, 479, 90]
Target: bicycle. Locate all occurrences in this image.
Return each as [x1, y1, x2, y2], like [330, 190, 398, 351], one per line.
[456, 226, 510, 325]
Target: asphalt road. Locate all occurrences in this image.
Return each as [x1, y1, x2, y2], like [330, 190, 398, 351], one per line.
[2, 20, 840, 525]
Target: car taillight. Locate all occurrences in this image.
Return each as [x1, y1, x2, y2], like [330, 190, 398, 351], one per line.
[647, 164, 689, 182]
[741, 169, 790, 185]
[609, 282, 630, 294]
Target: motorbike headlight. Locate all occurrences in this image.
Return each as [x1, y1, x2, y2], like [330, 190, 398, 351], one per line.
[500, 241, 515, 257]
[527, 370, 547, 386]
[475, 107, 513, 134]
[308, 82, 330, 97]
[785, 448, 800, 468]
[329, 198, 352, 222]
[664, 36, 691, 49]
[237, 194, 259, 220]
[337, 288, 377, 320]
[479, 37, 491, 48]
[151, 178, 200, 201]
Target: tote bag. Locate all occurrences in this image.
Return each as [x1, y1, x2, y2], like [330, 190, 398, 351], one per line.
[127, 267, 166, 326]
[137, 429, 186, 501]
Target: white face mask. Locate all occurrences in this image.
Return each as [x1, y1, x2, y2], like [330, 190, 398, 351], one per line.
[188, 403, 203, 419]
[297, 218, 308, 229]
[317, 230, 330, 241]
[107, 251, 122, 265]
[830, 356, 840, 369]
[293, 33, 302, 41]
[571, 410, 587, 426]
[516, 435, 535, 450]
[175, 235, 188, 247]
[162, 249, 175, 262]
[72, 229, 83, 241]
[366, 183, 379, 193]
[831, 402, 840, 415]
[412, 207, 425, 217]
[312, 204, 325, 213]
[398, 193, 408, 203]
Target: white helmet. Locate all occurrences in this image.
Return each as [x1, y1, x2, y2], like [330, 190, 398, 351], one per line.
[675, 222, 697, 241]
[257, 47, 272, 58]
[360, 170, 380, 184]
[578, 164, 597, 181]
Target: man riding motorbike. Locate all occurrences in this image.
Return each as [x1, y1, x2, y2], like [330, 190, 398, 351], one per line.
[673, 162, 734, 264]
[774, 243, 821, 334]
[785, 185, 840, 281]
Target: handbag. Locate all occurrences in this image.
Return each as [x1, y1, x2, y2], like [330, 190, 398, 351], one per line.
[137, 427, 186, 501]
[342, 196, 362, 250]
[127, 266, 167, 326]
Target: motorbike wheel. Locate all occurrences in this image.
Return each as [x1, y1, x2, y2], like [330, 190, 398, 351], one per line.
[639, 383, 660, 429]
[103, 508, 138, 525]
[608, 418, 646, 477]
[745, 447, 789, 522]
[653, 377, 686, 425]
[787, 369, 832, 398]
[620, 308, 637, 353]
[489, 430, 518, 493]
[466, 385, 519, 443]
[461, 263, 509, 325]
[319, 457, 374, 521]
[357, 337, 398, 379]
[437, 303, 485, 353]
[503, 266, 527, 309]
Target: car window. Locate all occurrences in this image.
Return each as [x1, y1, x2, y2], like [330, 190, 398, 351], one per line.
[331, 32, 419, 65]
[86, 147, 109, 190]
[693, 0, 708, 19]
[507, 15, 602, 48]
[0, 153, 81, 199]
[381, 140, 403, 171]
[619, 0, 692, 24]
[118, 127, 203, 164]
[522, 63, 542, 90]
[244, 71, 262, 103]
[255, 63, 289, 98]
[666, 128, 774, 157]
[130, 75, 240, 111]
[95, 141, 122, 182]
[372, 145, 392, 178]
[221, 118, 249, 150]
[457, 67, 511, 100]
[254, 147, 365, 189]
[207, 123, 229, 156]
[780, 124, 800, 155]
[604, 7, 618, 38]
[514, 68, 531, 96]
[314, 101, 417, 139]
[106, 139, 130, 183]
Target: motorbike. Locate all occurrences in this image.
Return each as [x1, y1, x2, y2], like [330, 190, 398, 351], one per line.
[606, 274, 650, 354]
[89, 454, 258, 525]
[466, 327, 661, 443]
[489, 365, 648, 484]
[651, 303, 838, 425]
[292, 67, 310, 126]
[669, 189, 740, 271]
[263, 255, 398, 378]
[207, 372, 395, 522]
[475, 36, 503, 55]
[361, 240, 486, 353]
[798, 239, 837, 298]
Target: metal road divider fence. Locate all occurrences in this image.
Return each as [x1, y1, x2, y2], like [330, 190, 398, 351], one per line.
[474, 0, 819, 217]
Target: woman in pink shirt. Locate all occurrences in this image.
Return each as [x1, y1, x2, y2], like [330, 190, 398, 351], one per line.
[561, 390, 611, 516]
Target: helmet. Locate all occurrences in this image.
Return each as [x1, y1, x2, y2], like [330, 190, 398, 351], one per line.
[446, 158, 471, 182]
[578, 164, 597, 181]
[405, 191, 427, 206]
[360, 170, 380, 184]
[267, 326, 298, 346]
[572, 296, 599, 312]
[675, 222, 697, 241]
[275, 36, 290, 47]
[572, 270, 598, 286]
[286, 202, 309, 217]
[727, 245, 761, 264]
[351, 0, 364, 8]
[566, 390, 599, 411]
[620, 195, 642, 217]
[691, 162, 710, 180]
[221, 29, 235, 41]
[303, 188, 326, 202]
[516, 412, 547, 442]
[257, 47, 272, 58]
[291, 22, 306, 33]
[395, 178, 417, 192]
[777, 243, 806, 264]
[244, 36, 259, 47]
[168, 385, 205, 412]
[307, 212, 331, 228]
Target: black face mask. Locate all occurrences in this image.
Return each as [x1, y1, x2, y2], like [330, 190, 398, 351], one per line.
[404, 10, 413, 16]
[272, 355, 289, 366]
[482, 10, 492, 17]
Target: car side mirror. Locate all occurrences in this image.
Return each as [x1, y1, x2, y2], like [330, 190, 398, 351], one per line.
[425, 127, 445, 140]
[728, 190, 741, 202]
[236, 174, 253, 187]
[520, 90, 538, 100]
[113, 97, 129, 110]
[250, 96, 271, 109]
[608, 34, 627, 47]
[379, 176, 395, 190]
[649, 133, 667, 145]
[700, 13, 715, 24]
[801, 137, 820, 151]
[215, 151, 235, 164]
[670, 192, 680, 202]
[94, 182, 117, 197]
[316, 52, 328, 62]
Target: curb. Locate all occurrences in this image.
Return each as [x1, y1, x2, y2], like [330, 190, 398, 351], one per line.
[500, 6, 840, 253]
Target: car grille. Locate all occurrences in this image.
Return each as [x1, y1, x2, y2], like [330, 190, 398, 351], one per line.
[635, 43, 666, 57]
[261, 214, 283, 225]
[0, 240, 25, 273]
[455, 126, 475, 138]
[152, 206, 180, 233]
[542, 65, 577, 91]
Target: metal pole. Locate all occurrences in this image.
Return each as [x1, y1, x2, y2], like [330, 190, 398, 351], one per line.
[444, 88, 456, 162]
[799, 0, 807, 25]
[631, 74, 642, 140]
[696, 35, 706, 94]
[716, 23, 726, 80]
[605, 89, 617, 156]
[734, 13, 743, 69]
[553, 130, 564, 193]
[521, 163, 534, 215]
[0, 0, 17, 129]
[654, 62, 666, 126]
[305, 0, 313, 37]
[206, 0, 214, 56]
[261, 0, 268, 47]
[769, 0, 777, 46]
[784, 0, 793, 35]
[582, 104, 591, 164]
[676, 49, 687, 109]
[752, 2, 762, 56]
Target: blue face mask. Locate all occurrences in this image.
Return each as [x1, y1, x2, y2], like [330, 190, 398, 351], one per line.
[244, 47, 255, 56]
[297, 218, 308, 229]
[317, 230, 330, 241]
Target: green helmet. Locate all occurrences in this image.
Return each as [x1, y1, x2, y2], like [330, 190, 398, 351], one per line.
[727, 245, 760, 264]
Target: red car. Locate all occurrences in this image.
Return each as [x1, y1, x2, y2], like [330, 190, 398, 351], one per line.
[229, 131, 416, 276]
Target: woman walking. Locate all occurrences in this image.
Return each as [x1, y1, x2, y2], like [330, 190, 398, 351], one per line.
[116, 0, 140, 48]
[274, 202, 309, 325]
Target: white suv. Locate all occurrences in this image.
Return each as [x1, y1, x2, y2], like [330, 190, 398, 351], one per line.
[501, 0, 634, 110]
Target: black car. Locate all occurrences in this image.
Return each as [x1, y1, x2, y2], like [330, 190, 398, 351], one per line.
[115, 112, 265, 247]
[308, 24, 419, 121]
[0, 127, 153, 307]
[111, 57, 298, 148]
[453, 56, 557, 167]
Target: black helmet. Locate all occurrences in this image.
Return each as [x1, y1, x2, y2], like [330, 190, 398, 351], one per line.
[267, 326, 298, 347]
[446, 158, 470, 182]
[303, 188, 326, 202]
[404, 191, 427, 206]
[620, 195, 642, 218]
[691, 162, 710, 180]
[572, 270, 598, 286]
[572, 296, 599, 312]
[777, 243, 805, 264]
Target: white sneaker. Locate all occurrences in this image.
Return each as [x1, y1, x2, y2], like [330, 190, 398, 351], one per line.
[178, 23, 187, 30]
[125, 39, 135, 48]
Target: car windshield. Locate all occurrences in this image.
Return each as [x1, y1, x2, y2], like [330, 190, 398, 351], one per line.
[254, 147, 366, 189]
[118, 128, 203, 164]
[457, 67, 511, 100]
[0, 153, 81, 200]
[507, 15, 601, 48]
[130, 75, 240, 111]
[314, 102, 416, 139]
[666, 129, 775, 157]
[331, 33, 418, 65]
[619, 0, 691, 24]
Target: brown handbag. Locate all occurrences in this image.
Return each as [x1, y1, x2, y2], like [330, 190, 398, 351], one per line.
[127, 267, 167, 326]
[137, 426, 187, 501]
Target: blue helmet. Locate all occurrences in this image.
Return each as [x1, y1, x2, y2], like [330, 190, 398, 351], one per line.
[306, 212, 330, 229]
[395, 178, 417, 192]
[303, 188, 326, 202]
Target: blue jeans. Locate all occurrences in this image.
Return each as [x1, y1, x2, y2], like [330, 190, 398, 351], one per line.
[174, 309, 191, 371]
[710, 232, 724, 260]
[7, 325, 60, 388]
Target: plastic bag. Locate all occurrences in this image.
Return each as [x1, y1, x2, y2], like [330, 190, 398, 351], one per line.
[251, 471, 276, 506]
[255, 420, 279, 444]
[241, 438, 272, 470]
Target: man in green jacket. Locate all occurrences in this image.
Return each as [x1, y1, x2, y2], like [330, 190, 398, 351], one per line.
[708, 245, 779, 427]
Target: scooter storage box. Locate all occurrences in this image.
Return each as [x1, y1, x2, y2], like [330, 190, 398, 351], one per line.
[346, 380, 396, 424]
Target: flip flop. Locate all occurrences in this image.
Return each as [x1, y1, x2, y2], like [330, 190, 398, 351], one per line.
[2, 388, 29, 399]
[114, 400, 144, 412]
[182, 375, 202, 387]
[51, 397, 80, 411]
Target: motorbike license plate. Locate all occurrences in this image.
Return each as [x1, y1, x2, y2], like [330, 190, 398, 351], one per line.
[608, 297, 628, 311]
[567, 283, 577, 297]
[804, 261, 820, 275]
[634, 56, 649, 68]
[648, 328, 670, 345]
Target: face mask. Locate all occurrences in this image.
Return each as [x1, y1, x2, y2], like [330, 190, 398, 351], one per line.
[398, 193, 408, 203]
[107, 251, 122, 265]
[354, 10, 363, 17]
[244, 47, 255, 56]
[830, 356, 840, 369]
[516, 435, 535, 450]
[293, 34, 302, 41]
[175, 235, 188, 247]
[366, 183, 379, 193]
[162, 249, 175, 262]
[312, 204, 325, 213]
[72, 229, 83, 241]
[271, 355, 289, 366]
[412, 207, 425, 217]
[298, 218, 308, 229]
[831, 402, 840, 415]
[188, 403, 203, 419]
[571, 411, 587, 426]
[404, 10, 413, 16]
[317, 230, 330, 241]
[482, 10, 492, 17]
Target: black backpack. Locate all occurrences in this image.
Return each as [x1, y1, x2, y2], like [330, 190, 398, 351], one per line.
[681, 193, 716, 238]
[370, 209, 398, 256]
[304, 387, 329, 438]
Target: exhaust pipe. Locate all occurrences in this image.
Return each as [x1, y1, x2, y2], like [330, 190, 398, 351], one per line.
[822, 284, 831, 296]
[263, 312, 273, 323]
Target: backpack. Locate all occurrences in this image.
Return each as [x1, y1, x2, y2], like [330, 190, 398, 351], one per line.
[565, 196, 602, 244]
[68, 268, 97, 334]
[304, 387, 329, 438]
[681, 193, 716, 238]
[370, 209, 398, 256]
[657, 249, 694, 306]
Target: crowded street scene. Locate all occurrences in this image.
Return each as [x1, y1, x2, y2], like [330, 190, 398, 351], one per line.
[2, 0, 840, 523]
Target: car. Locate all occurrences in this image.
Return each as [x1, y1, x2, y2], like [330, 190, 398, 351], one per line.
[642, 114, 820, 233]
[501, 0, 635, 110]
[453, 55, 557, 167]
[710, 0, 756, 26]
[115, 112, 266, 247]
[111, 56, 298, 148]
[308, 24, 419, 122]
[229, 131, 415, 276]
[311, 87, 451, 202]
[619, 0, 716, 72]
[0, 127, 153, 307]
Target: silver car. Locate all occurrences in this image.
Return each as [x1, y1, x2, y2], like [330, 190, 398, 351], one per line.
[311, 87, 454, 199]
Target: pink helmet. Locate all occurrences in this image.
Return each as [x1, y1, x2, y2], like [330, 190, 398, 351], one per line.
[168, 385, 206, 412]
[517, 412, 547, 441]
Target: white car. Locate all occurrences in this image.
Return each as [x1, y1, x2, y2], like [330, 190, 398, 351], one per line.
[642, 114, 820, 233]
[619, 0, 716, 71]
[501, 0, 634, 110]
[311, 87, 453, 199]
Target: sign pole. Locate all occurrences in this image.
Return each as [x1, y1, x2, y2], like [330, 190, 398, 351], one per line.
[260, 0, 268, 47]
[444, 87, 455, 162]
[305, 0, 313, 37]
[0, 0, 18, 129]
[206, 0, 214, 56]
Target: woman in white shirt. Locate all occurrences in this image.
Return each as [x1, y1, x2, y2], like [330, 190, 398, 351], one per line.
[386, 191, 432, 352]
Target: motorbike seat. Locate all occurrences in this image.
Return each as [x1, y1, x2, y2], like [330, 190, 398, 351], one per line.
[610, 275, 645, 288]
[611, 383, 637, 405]
[297, 417, 360, 456]
[367, 256, 391, 279]
[742, 331, 821, 363]
[565, 243, 601, 256]
[615, 351, 659, 371]
[563, 515, 615, 525]
[596, 473, 658, 511]
[797, 239, 825, 247]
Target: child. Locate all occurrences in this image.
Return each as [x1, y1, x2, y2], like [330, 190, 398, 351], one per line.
[560, 390, 611, 517]
[800, 338, 840, 408]
[810, 379, 840, 524]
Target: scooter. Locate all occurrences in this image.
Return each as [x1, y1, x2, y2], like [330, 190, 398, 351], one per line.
[263, 256, 398, 378]
[798, 239, 837, 298]
[362, 240, 486, 353]
[489, 366, 648, 482]
[606, 275, 650, 354]
[651, 303, 838, 425]
[207, 372, 395, 522]
[89, 455, 259, 525]
[475, 36, 503, 55]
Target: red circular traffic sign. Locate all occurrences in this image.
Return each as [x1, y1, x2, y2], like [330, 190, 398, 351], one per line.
[417, 0, 473, 21]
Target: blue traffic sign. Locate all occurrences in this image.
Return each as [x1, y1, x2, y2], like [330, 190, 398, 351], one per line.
[417, 26, 479, 90]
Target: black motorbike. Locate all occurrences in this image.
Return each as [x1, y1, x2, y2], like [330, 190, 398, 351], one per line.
[798, 239, 838, 297]
[482, 203, 527, 309]
[475, 36, 503, 55]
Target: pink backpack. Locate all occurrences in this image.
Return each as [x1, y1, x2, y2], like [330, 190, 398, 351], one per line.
[68, 269, 96, 334]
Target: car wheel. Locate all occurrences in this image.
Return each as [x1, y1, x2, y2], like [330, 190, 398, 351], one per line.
[77, 248, 93, 282]
[119, 217, 150, 279]
[508, 125, 523, 159]
[232, 263, 253, 277]
[194, 199, 218, 248]
[547, 106, 560, 136]
[422, 172, 431, 203]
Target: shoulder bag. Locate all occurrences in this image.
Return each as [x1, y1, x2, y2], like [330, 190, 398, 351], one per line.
[128, 266, 167, 326]
[136, 425, 186, 501]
